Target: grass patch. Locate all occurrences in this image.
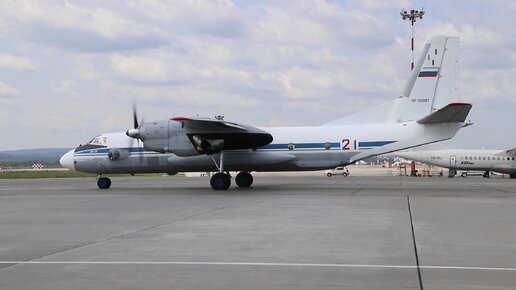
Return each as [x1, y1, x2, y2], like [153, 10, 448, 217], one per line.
[0, 170, 96, 179]
[0, 170, 185, 179]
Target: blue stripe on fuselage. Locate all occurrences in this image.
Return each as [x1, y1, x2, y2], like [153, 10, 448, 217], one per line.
[74, 140, 397, 155]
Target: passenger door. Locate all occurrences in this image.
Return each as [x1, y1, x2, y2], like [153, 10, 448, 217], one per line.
[450, 156, 456, 167]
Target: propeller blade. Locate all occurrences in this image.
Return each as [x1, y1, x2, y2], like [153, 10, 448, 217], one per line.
[133, 103, 139, 129]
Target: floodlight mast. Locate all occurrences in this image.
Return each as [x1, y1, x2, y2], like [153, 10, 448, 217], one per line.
[400, 8, 425, 70]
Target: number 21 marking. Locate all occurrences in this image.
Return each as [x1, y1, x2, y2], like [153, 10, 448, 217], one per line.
[341, 139, 357, 150]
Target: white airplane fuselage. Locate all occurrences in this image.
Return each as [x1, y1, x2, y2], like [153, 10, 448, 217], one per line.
[396, 149, 516, 176]
[58, 35, 474, 189]
[61, 121, 465, 175]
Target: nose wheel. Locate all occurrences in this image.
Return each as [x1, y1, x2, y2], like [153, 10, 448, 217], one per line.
[97, 177, 111, 189]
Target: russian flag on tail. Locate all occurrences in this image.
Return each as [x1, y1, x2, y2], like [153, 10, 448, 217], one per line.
[418, 67, 439, 77]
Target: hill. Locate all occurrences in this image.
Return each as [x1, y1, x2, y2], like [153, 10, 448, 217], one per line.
[0, 148, 71, 162]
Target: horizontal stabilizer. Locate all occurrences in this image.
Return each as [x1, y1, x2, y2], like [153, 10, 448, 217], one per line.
[350, 122, 465, 163]
[417, 103, 472, 124]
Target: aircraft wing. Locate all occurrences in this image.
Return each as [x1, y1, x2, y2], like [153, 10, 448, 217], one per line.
[417, 103, 472, 124]
[506, 147, 516, 156]
[495, 147, 516, 157]
[171, 117, 247, 130]
[169, 117, 273, 155]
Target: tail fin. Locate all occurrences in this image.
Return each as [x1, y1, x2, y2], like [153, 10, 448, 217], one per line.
[324, 35, 459, 126]
[388, 35, 459, 122]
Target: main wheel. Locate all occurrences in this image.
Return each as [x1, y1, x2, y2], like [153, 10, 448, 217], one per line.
[97, 177, 111, 189]
[483, 171, 490, 178]
[510, 174, 516, 179]
[235, 172, 253, 188]
[210, 173, 231, 190]
[461, 172, 468, 178]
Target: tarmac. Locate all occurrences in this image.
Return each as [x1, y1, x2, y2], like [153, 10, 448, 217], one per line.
[1, 175, 515, 290]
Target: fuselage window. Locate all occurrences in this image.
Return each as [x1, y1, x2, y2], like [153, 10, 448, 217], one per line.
[483, 157, 486, 160]
[488, 157, 491, 160]
[497, 157, 500, 161]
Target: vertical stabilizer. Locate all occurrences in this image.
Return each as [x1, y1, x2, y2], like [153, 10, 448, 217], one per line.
[388, 35, 459, 122]
[324, 35, 460, 126]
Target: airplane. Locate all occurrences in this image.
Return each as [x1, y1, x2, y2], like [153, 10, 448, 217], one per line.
[59, 35, 472, 190]
[396, 148, 516, 178]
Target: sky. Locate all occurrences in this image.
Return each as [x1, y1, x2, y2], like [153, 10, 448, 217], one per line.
[1, 0, 515, 151]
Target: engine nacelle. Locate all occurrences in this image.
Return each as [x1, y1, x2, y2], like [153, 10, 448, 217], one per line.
[131, 118, 273, 157]
[138, 120, 169, 153]
[192, 135, 223, 152]
[137, 120, 199, 156]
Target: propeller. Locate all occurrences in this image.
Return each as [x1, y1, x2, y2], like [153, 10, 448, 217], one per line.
[126, 104, 142, 140]
[133, 103, 139, 131]
[126, 104, 145, 163]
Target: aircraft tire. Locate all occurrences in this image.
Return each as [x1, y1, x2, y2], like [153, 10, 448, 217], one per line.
[210, 173, 231, 190]
[236, 172, 253, 187]
[510, 174, 516, 179]
[97, 177, 111, 189]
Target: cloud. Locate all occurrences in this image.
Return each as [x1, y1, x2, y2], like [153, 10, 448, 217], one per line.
[51, 80, 81, 98]
[253, 1, 394, 50]
[110, 54, 170, 82]
[125, 0, 246, 38]
[0, 1, 167, 52]
[0, 0, 516, 150]
[0, 53, 35, 71]
[347, 0, 411, 10]
[0, 80, 20, 96]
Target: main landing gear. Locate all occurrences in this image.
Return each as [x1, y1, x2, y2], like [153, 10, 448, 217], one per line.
[97, 176, 111, 189]
[209, 152, 254, 190]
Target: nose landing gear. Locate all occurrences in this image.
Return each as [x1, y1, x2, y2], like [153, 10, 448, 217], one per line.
[97, 176, 111, 189]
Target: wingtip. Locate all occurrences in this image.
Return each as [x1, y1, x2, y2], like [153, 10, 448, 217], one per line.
[171, 117, 192, 121]
[448, 102, 471, 107]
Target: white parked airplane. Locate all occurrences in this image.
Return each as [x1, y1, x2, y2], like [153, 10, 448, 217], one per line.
[60, 35, 472, 190]
[396, 148, 516, 178]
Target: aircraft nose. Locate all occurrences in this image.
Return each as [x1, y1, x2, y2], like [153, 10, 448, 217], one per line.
[59, 149, 75, 171]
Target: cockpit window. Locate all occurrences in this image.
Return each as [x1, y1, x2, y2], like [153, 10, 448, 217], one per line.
[88, 136, 107, 145]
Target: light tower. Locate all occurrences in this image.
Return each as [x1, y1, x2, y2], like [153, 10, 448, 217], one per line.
[400, 8, 425, 70]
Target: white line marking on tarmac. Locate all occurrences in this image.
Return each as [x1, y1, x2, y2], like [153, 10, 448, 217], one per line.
[1, 261, 516, 271]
